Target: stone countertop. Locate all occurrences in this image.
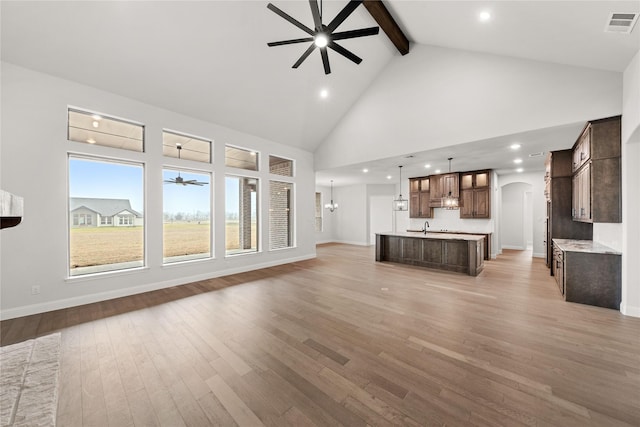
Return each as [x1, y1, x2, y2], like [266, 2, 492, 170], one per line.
[553, 239, 622, 255]
[406, 229, 491, 235]
[377, 231, 486, 242]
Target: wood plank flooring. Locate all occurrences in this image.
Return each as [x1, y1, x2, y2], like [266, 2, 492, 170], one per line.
[2, 244, 639, 426]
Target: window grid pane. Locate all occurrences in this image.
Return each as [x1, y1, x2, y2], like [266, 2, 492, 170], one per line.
[68, 109, 144, 152]
[163, 130, 211, 163]
[269, 156, 294, 177]
[225, 176, 259, 255]
[225, 146, 258, 171]
[270, 181, 293, 250]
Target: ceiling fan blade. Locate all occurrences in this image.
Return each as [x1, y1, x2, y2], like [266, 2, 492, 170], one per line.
[268, 37, 314, 47]
[292, 43, 317, 68]
[308, 0, 322, 31]
[327, 0, 363, 32]
[332, 26, 379, 41]
[267, 3, 314, 36]
[328, 41, 362, 64]
[163, 179, 177, 183]
[320, 47, 331, 74]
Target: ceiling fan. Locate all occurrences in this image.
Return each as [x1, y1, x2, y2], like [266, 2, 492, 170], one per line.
[163, 144, 209, 186]
[267, 0, 380, 74]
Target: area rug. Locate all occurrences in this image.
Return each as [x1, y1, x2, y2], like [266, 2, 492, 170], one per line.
[0, 333, 61, 426]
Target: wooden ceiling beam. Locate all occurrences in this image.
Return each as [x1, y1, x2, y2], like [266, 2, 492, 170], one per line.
[363, 0, 410, 55]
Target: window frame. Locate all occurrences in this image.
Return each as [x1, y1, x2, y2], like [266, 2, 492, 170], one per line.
[67, 106, 145, 153]
[224, 174, 260, 256]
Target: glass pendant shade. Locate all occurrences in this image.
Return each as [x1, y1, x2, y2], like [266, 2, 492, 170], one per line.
[441, 158, 460, 210]
[393, 165, 408, 211]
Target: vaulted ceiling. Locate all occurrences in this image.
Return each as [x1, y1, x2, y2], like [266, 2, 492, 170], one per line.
[2, 1, 639, 184]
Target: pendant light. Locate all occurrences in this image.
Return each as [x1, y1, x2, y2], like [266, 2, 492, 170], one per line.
[324, 180, 338, 212]
[393, 166, 408, 211]
[442, 157, 460, 210]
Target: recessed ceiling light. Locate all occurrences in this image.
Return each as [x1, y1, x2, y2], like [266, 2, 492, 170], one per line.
[386, 175, 392, 180]
[92, 121, 99, 128]
[250, 151, 256, 156]
[479, 11, 491, 22]
[363, 168, 369, 173]
[91, 115, 102, 121]
[435, 169, 441, 174]
[86, 138, 96, 144]
[514, 158, 523, 164]
[320, 89, 329, 99]
[424, 164, 431, 168]
[516, 168, 524, 173]
[510, 143, 521, 150]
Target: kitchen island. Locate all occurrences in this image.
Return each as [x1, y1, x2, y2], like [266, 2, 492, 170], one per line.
[376, 232, 485, 276]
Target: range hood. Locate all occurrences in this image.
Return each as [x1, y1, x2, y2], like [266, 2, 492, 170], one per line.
[1, 190, 24, 229]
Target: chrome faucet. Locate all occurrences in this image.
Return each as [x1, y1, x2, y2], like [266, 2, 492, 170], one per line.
[423, 220, 430, 234]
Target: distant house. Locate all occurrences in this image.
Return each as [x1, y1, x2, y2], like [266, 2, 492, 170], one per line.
[69, 198, 143, 228]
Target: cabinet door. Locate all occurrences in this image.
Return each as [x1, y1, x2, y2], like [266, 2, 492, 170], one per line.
[572, 173, 579, 219]
[419, 192, 431, 218]
[474, 188, 490, 218]
[429, 175, 442, 206]
[474, 171, 489, 188]
[420, 178, 429, 192]
[410, 179, 420, 193]
[460, 173, 473, 190]
[581, 127, 591, 166]
[573, 140, 582, 173]
[582, 163, 591, 221]
[409, 192, 420, 218]
[459, 190, 473, 218]
[442, 173, 459, 198]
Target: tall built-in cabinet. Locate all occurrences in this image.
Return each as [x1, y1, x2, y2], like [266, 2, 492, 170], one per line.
[544, 150, 592, 268]
[571, 116, 621, 223]
[459, 170, 490, 219]
[409, 177, 433, 218]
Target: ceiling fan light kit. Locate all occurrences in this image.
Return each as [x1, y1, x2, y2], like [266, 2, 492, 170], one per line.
[163, 144, 209, 187]
[267, 0, 380, 74]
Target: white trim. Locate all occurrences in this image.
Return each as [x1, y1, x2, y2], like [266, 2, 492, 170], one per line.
[332, 240, 369, 246]
[620, 302, 640, 318]
[0, 254, 316, 321]
[532, 252, 545, 258]
[501, 245, 527, 250]
[315, 240, 335, 245]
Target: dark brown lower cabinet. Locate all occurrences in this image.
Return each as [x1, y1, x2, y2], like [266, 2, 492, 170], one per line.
[376, 234, 484, 276]
[552, 240, 621, 310]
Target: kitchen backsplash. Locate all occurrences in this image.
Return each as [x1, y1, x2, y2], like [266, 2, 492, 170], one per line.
[407, 208, 495, 233]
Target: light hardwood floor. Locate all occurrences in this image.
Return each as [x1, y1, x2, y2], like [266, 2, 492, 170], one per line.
[2, 244, 639, 426]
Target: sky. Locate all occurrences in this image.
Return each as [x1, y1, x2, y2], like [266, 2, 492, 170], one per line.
[69, 158, 228, 215]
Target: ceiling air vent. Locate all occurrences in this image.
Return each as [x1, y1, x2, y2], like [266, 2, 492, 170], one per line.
[604, 12, 638, 34]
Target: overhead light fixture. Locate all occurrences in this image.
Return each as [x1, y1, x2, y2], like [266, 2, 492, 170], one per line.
[86, 138, 96, 144]
[435, 169, 441, 174]
[479, 11, 491, 22]
[324, 180, 338, 212]
[314, 34, 328, 48]
[386, 175, 392, 180]
[320, 89, 329, 98]
[92, 121, 99, 128]
[516, 168, 524, 173]
[424, 164, 431, 168]
[393, 166, 408, 211]
[514, 158, 523, 164]
[363, 168, 369, 173]
[442, 158, 460, 210]
[510, 143, 521, 150]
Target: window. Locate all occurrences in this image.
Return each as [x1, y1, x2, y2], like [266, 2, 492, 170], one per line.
[225, 145, 258, 171]
[315, 192, 322, 232]
[163, 130, 211, 163]
[269, 181, 293, 250]
[163, 168, 211, 263]
[269, 155, 294, 177]
[68, 108, 144, 152]
[68, 156, 144, 276]
[225, 176, 258, 255]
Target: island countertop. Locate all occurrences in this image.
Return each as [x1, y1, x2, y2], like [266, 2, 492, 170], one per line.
[553, 239, 621, 255]
[377, 231, 486, 242]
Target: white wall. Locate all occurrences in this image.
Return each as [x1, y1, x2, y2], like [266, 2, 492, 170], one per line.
[497, 172, 546, 258]
[0, 62, 317, 320]
[621, 49, 640, 317]
[333, 184, 368, 245]
[315, 44, 622, 170]
[500, 183, 533, 250]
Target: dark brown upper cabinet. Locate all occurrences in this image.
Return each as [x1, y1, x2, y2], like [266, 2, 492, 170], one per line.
[409, 177, 433, 218]
[459, 170, 491, 219]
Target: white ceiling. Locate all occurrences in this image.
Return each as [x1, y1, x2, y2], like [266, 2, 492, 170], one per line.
[2, 1, 638, 186]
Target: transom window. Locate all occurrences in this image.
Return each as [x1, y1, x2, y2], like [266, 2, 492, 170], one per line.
[225, 145, 258, 171]
[163, 130, 211, 163]
[68, 108, 144, 152]
[269, 155, 294, 177]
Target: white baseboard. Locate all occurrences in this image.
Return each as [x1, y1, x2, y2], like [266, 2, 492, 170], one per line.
[0, 254, 317, 321]
[332, 240, 370, 246]
[501, 245, 526, 250]
[532, 252, 545, 258]
[620, 302, 640, 318]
